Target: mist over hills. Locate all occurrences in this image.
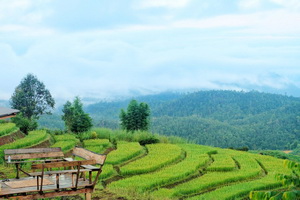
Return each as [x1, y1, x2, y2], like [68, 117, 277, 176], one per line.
[3, 90, 300, 150]
[84, 90, 300, 150]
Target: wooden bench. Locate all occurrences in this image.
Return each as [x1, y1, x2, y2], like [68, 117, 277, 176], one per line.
[65, 147, 107, 185]
[0, 147, 106, 200]
[4, 148, 65, 179]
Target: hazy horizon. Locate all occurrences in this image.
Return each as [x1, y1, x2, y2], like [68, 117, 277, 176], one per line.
[1, 0, 300, 100]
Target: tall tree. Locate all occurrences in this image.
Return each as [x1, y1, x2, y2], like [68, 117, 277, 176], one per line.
[120, 99, 150, 132]
[10, 74, 55, 134]
[10, 73, 55, 119]
[62, 97, 93, 133]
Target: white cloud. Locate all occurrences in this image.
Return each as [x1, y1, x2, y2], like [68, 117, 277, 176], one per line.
[0, 0, 300, 100]
[239, 0, 262, 10]
[170, 9, 300, 36]
[136, 0, 190, 9]
[270, 0, 300, 11]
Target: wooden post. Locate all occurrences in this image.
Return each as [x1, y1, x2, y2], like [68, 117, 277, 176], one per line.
[56, 174, 59, 189]
[40, 164, 45, 192]
[15, 163, 20, 179]
[85, 192, 92, 200]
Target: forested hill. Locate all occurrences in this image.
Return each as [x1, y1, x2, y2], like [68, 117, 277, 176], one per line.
[81, 91, 300, 150]
[152, 90, 299, 119]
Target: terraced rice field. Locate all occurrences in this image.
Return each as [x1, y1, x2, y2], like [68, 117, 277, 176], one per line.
[51, 134, 80, 152]
[0, 123, 18, 137]
[0, 124, 293, 199]
[104, 145, 292, 200]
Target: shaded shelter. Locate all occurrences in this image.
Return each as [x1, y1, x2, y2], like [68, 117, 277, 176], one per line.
[0, 107, 20, 119]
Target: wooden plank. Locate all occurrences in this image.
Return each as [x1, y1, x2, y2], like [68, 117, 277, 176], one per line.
[73, 147, 106, 165]
[81, 165, 100, 170]
[29, 169, 95, 176]
[8, 158, 64, 164]
[0, 175, 93, 196]
[4, 188, 93, 200]
[32, 160, 96, 169]
[5, 152, 64, 160]
[4, 178, 54, 188]
[4, 148, 62, 155]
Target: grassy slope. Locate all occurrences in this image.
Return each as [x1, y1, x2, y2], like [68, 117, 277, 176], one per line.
[0, 124, 296, 200]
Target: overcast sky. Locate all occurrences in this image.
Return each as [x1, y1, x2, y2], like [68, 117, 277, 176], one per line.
[1, 0, 300, 100]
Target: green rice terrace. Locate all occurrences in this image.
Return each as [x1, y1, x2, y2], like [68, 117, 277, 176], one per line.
[0, 122, 295, 200]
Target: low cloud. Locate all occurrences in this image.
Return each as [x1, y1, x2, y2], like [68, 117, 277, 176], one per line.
[0, 0, 300, 100]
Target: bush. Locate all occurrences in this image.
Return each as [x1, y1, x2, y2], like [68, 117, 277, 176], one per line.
[11, 114, 37, 134]
[91, 131, 97, 139]
[139, 137, 159, 146]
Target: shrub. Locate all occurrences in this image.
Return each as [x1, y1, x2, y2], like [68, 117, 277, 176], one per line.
[139, 137, 159, 146]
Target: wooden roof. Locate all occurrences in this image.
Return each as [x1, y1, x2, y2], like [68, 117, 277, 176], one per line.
[0, 107, 19, 119]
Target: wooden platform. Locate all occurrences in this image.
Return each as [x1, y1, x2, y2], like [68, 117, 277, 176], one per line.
[0, 147, 107, 200]
[0, 174, 93, 199]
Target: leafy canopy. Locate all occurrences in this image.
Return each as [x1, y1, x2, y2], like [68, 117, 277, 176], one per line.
[10, 73, 55, 119]
[250, 160, 300, 200]
[120, 99, 150, 132]
[62, 96, 93, 133]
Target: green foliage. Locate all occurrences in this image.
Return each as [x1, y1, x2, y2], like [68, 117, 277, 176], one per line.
[106, 142, 145, 165]
[53, 134, 79, 142]
[38, 113, 65, 130]
[51, 134, 79, 152]
[51, 141, 77, 152]
[85, 128, 183, 145]
[10, 73, 55, 119]
[83, 90, 300, 150]
[119, 99, 150, 132]
[62, 96, 93, 133]
[109, 144, 211, 194]
[186, 154, 289, 200]
[119, 143, 182, 176]
[0, 130, 48, 163]
[83, 139, 112, 154]
[206, 153, 236, 171]
[91, 131, 97, 139]
[249, 160, 300, 200]
[250, 150, 300, 163]
[98, 164, 115, 179]
[160, 152, 262, 198]
[83, 139, 111, 147]
[11, 113, 38, 134]
[0, 123, 18, 137]
[138, 136, 159, 145]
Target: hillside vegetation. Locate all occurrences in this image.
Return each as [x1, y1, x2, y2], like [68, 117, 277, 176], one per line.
[83, 90, 300, 150]
[0, 123, 294, 200]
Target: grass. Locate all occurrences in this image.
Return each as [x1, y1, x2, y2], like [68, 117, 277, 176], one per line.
[108, 144, 212, 194]
[119, 143, 183, 176]
[187, 154, 291, 200]
[83, 139, 111, 147]
[51, 134, 80, 152]
[206, 153, 236, 171]
[0, 127, 295, 200]
[0, 130, 48, 163]
[53, 134, 79, 142]
[105, 141, 145, 165]
[152, 150, 263, 199]
[0, 123, 18, 137]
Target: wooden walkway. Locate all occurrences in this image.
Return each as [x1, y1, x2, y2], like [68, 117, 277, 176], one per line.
[0, 174, 93, 199]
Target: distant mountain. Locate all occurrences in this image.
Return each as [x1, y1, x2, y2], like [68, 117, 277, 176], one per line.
[0, 100, 9, 107]
[85, 92, 184, 120]
[86, 90, 300, 150]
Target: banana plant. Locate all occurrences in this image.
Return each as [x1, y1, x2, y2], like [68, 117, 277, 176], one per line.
[250, 160, 300, 200]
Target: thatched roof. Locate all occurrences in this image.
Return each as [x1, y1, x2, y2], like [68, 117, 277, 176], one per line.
[0, 107, 19, 119]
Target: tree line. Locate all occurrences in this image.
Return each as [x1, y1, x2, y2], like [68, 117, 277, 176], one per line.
[9, 74, 150, 134]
